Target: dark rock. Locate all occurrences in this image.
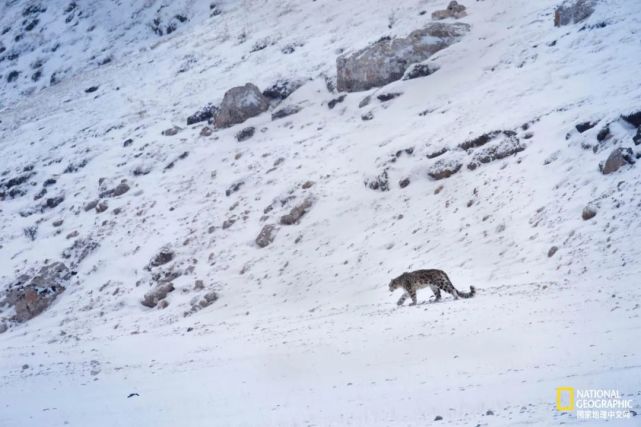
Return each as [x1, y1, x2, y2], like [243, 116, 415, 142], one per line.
[336, 23, 469, 92]
[272, 105, 302, 120]
[359, 95, 371, 108]
[302, 181, 315, 189]
[459, 130, 514, 151]
[214, 83, 269, 128]
[432, 1, 467, 20]
[200, 127, 213, 137]
[365, 170, 390, 191]
[84, 86, 99, 93]
[582, 205, 597, 220]
[187, 103, 218, 125]
[95, 201, 108, 213]
[43, 178, 56, 187]
[33, 188, 46, 200]
[428, 159, 462, 180]
[399, 178, 410, 188]
[256, 224, 277, 247]
[621, 111, 641, 127]
[0, 323, 7, 334]
[44, 195, 64, 210]
[575, 121, 597, 133]
[328, 95, 346, 109]
[100, 180, 130, 198]
[596, 126, 610, 142]
[361, 111, 374, 121]
[150, 248, 175, 267]
[634, 128, 641, 145]
[547, 246, 559, 258]
[554, 0, 596, 27]
[426, 147, 448, 159]
[377, 92, 402, 102]
[280, 198, 313, 225]
[262, 79, 304, 101]
[402, 63, 439, 80]
[222, 218, 236, 229]
[601, 147, 635, 174]
[236, 126, 255, 142]
[199, 291, 218, 308]
[141, 283, 175, 308]
[162, 126, 182, 136]
[225, 181, 244, 196]
[434, 415, 443, 421]
[84, 199, 99, 211]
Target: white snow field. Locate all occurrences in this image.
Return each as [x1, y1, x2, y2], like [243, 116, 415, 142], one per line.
[1, 0, 640, 426]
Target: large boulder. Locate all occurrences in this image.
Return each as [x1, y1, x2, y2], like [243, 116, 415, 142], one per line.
[336, 23, 469, 92]
[214, 83, 270, 128]
[554, 0, 596, 27]
[601, 147, 635, 174]
[3, 262, 71, 322]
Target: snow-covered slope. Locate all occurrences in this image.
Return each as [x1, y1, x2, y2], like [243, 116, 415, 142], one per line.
[1, 0, 640, 425]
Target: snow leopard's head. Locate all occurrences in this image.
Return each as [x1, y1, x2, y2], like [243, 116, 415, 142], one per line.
[388, 275, 403, 292]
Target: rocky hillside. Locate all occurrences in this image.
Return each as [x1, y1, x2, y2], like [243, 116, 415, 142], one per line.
[0, 0, 640, 425]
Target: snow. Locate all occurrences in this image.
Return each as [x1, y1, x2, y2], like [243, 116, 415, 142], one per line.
[1, 0, 641, 426]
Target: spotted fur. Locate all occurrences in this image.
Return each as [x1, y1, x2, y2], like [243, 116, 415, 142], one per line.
[388, 269, 475, 306]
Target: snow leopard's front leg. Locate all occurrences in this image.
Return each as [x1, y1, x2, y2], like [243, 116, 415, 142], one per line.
[397, 293, 409, 306]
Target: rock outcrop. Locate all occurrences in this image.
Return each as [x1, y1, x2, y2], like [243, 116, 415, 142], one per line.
[554, 0, 596, 27]
[336, 23, 469, 92]
[3, 262, 71, 322]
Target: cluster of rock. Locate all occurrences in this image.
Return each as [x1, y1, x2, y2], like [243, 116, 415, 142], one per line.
[255, 192, 315, 248]
[1, 262, 71, 324]
[554, 0, 596, 27]
[336, 22, 469, 92]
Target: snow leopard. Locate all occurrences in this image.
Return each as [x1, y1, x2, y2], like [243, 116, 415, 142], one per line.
[388, 269, 475, 306]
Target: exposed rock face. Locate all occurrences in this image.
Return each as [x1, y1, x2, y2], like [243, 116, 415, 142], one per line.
[141, 283, 175, 308]
[432, 1, 467, 20]
[256, 224, 277, 248]
[601, 147, 635, 174]
[280, 198, 314, 225]
[554, 0, 596, 27]
[4, 262, 71, 322]
[214, 83, 269, 128]
[336, 23, 469, 92]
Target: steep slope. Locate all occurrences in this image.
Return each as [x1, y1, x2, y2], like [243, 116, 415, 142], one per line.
[0, 0, 640, 425]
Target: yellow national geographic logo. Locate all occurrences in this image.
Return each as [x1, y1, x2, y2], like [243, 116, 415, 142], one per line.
[556, 386, 575, 411]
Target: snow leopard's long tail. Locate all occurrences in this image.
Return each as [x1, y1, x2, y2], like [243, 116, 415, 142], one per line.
[456, 286, 476, 298]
